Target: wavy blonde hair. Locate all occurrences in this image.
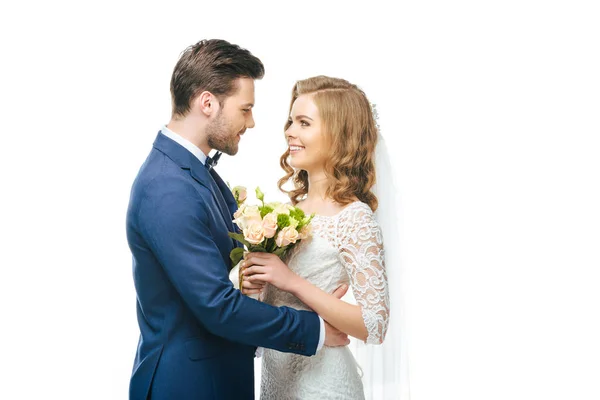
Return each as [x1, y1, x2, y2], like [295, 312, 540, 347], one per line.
[278, 75, 379, 211]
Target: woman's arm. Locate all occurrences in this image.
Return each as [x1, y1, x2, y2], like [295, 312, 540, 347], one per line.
[242, 253, 369, 341]
[286, 272, 369, 342]
[243, 205, 390, 344]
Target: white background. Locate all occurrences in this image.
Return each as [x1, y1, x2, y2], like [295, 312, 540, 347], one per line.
[1, 1, 599, 399]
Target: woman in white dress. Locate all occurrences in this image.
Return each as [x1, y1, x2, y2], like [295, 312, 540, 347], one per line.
[241, 75, 390, 400]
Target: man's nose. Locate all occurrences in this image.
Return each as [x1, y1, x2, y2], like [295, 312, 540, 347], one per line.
[246, 113, 255, 129]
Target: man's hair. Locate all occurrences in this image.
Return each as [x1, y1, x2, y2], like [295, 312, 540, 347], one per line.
[170, 39, 265, 117]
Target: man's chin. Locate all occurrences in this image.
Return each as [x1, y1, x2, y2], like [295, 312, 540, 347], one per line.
[217, 145, 238, 156]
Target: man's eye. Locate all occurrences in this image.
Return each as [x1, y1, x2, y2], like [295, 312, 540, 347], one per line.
[243, 109, 250, 112]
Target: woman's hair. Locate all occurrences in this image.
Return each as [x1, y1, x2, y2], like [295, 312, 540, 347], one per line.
[170, 39, 264, 118]
[278, 75, 379, 211]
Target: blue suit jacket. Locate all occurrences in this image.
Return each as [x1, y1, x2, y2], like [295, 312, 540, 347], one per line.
[126, 133, 320, 399]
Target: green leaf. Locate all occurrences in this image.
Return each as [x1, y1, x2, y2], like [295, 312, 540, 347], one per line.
[228, 232, 251, 248]
[266, 237, 277, 252]
[249, 245, 268, 253]
[229, 247, 244, 266]
[273, 246, 287, 258]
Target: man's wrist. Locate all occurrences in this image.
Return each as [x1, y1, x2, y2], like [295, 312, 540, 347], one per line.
[316, 316, 325, 352]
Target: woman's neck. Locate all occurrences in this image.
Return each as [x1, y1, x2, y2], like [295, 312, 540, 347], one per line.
[306, 170, 330, 202]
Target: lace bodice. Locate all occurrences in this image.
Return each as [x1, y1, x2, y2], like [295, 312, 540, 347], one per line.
[260, 201, 390, 399]
[264, 201, 390, 343]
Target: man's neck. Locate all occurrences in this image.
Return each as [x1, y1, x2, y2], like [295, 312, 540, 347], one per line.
[167, 117, 212, 156]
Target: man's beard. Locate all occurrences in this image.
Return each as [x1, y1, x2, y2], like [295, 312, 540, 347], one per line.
[206, 111, 239, 156]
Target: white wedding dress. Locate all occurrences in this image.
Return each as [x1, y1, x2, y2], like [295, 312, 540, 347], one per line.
[260, 201, 390, 400]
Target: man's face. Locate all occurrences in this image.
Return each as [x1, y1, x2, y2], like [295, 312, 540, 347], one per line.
[206, 77, 256, 156]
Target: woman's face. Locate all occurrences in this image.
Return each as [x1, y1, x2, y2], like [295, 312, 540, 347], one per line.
[285, 94, 327, 173]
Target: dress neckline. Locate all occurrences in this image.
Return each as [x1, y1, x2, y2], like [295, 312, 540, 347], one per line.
[309, 201, 363, 220]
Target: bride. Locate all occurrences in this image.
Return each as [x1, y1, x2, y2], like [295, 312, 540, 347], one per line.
[241, 75, 390, 400]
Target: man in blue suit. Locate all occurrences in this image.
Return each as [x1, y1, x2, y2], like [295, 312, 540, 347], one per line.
[126, 39, 349, 399]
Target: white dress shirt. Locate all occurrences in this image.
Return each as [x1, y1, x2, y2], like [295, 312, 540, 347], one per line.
[161, 125, 208, 164]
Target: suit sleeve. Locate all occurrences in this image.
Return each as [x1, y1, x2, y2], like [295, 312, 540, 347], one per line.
[136, 176, 319, 355]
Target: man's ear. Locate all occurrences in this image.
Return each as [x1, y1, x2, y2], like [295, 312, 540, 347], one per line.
[194, 91, 219, 117]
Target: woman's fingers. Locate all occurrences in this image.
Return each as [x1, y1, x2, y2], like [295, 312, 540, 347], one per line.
[243, 256, 266, 267]
[242, 265, 267, 276]
[240, 272, 266, 294]
[244, 252, 277, 266]
[247, 273, 269, 283]
[246, 252, 273, 259]
[242, 280, 265, 290]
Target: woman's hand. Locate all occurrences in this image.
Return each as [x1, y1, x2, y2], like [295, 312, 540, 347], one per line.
[242, 252, 300, 293]
[240, 273, 266, 296]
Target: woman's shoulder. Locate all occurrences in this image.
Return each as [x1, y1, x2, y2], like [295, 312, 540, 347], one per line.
[314, 200, 373, 221]
[296, 198, 373, 220]
[338, 200, 373, 217]
[334, 201, 382, 248]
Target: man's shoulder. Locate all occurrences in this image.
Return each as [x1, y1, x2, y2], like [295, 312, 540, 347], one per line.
[132, 151, 210, 203]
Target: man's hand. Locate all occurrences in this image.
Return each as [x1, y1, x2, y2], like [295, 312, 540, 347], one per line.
[324, 321, 350, 347]
[324, 284, 351, 347]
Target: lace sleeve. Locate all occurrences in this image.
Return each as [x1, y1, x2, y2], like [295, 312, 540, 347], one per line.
[337, 203, 390, 344]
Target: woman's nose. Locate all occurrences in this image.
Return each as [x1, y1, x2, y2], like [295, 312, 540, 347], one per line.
[285, 126, 295, 138]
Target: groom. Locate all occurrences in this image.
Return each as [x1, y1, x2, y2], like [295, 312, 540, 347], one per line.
[126, 39, 349, 400]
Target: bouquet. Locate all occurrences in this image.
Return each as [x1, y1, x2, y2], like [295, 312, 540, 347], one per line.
[228, 186, 314, 292]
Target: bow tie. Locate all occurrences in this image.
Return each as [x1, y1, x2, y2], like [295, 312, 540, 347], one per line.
[205, 151, 222, 171]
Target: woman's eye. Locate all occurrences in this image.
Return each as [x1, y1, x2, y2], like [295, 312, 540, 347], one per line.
[300, 120, 309, 127]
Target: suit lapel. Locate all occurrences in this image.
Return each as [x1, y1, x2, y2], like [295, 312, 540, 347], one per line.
[209, 169, 243, 240]
[190, 165, 235, 232]
[153, 132, 235, 233]
[209, 169, 237, 218]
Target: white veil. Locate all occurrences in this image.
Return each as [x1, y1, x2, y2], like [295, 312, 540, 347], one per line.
[346, 128, 411, 399]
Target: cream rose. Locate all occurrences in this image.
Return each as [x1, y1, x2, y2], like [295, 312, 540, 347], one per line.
[234, 205, 262, 230]
[298, 224, 312, 240]
[243, 221, 266, 245]
[242, 205, 261, 219]
[273, 203, 293, 215]
[233, 203, 246, 220]
[275, 226, 299, 247]
[262, 212, 278, 238]
[232, 186, 247, 204]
